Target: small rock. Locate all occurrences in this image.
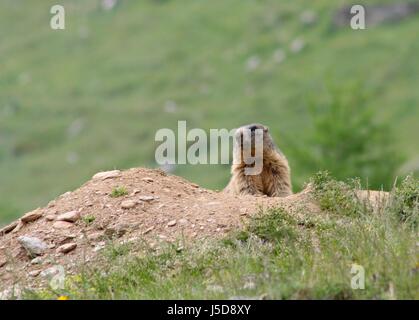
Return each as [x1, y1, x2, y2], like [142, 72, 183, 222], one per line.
[21, 209, 43, 223]
[130, 189, 141, 196]
[11, 221, 24, 233]
[29, 270, 41, 277]
[167, 220, 177, 227]
[18, 236, 48, 256]
[0, 221, 19, 235]
[92, 170, 121, 180]
[56, 211, 80, 222]
[179, 219, 188, 225]
[58, 243, 77, 254]
[138, 195, 156, 202]
[191, 183, 199, 188]
[45, 215, 56, 221]
[45, 208, 58, 215]
[40, 265, 63, 279]
[93, 242, 106, 252]
[53, 221, 74, 229]
[57, 234, 76, 244]
[31, 257, 43, 265]
[121, 200, 137, 209]
[142, 177, 154, 183]
[143, 226, 154, 235]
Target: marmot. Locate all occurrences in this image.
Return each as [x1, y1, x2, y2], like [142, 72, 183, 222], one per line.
[224, 124, 292, 197]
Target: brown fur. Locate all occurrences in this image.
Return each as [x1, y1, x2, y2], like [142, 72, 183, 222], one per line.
[224, 124, 292, 197]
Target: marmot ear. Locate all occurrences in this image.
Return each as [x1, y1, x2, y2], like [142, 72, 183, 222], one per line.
[263, 126, 269, 132]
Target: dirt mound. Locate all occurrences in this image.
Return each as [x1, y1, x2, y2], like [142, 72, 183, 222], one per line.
[0, 167, 385, 294]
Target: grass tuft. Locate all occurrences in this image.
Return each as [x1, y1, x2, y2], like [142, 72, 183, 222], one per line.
[311, 171, 363, 217]
[82, 214, 96, 225]
[389, 175, 419, 228]
[110, 187, 128, 198]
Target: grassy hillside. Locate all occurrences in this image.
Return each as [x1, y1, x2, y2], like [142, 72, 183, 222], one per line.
[1, 0, 419, 224]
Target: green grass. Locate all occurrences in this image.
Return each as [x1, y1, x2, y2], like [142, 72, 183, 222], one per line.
[1, 0, 419, 225]
[109, 186, 128, 198]
[388, 175, 419, 227]
[81, 214, 96, 225]
[311, 171, 364, 217]
[26, 174, 418, 300]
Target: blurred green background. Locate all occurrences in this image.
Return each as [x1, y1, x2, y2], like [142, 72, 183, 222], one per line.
[1, 0, 418, 225]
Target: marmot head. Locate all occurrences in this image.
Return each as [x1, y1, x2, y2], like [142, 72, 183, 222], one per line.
[235, 123, 270, 147]
[233, 123, 274, 163]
